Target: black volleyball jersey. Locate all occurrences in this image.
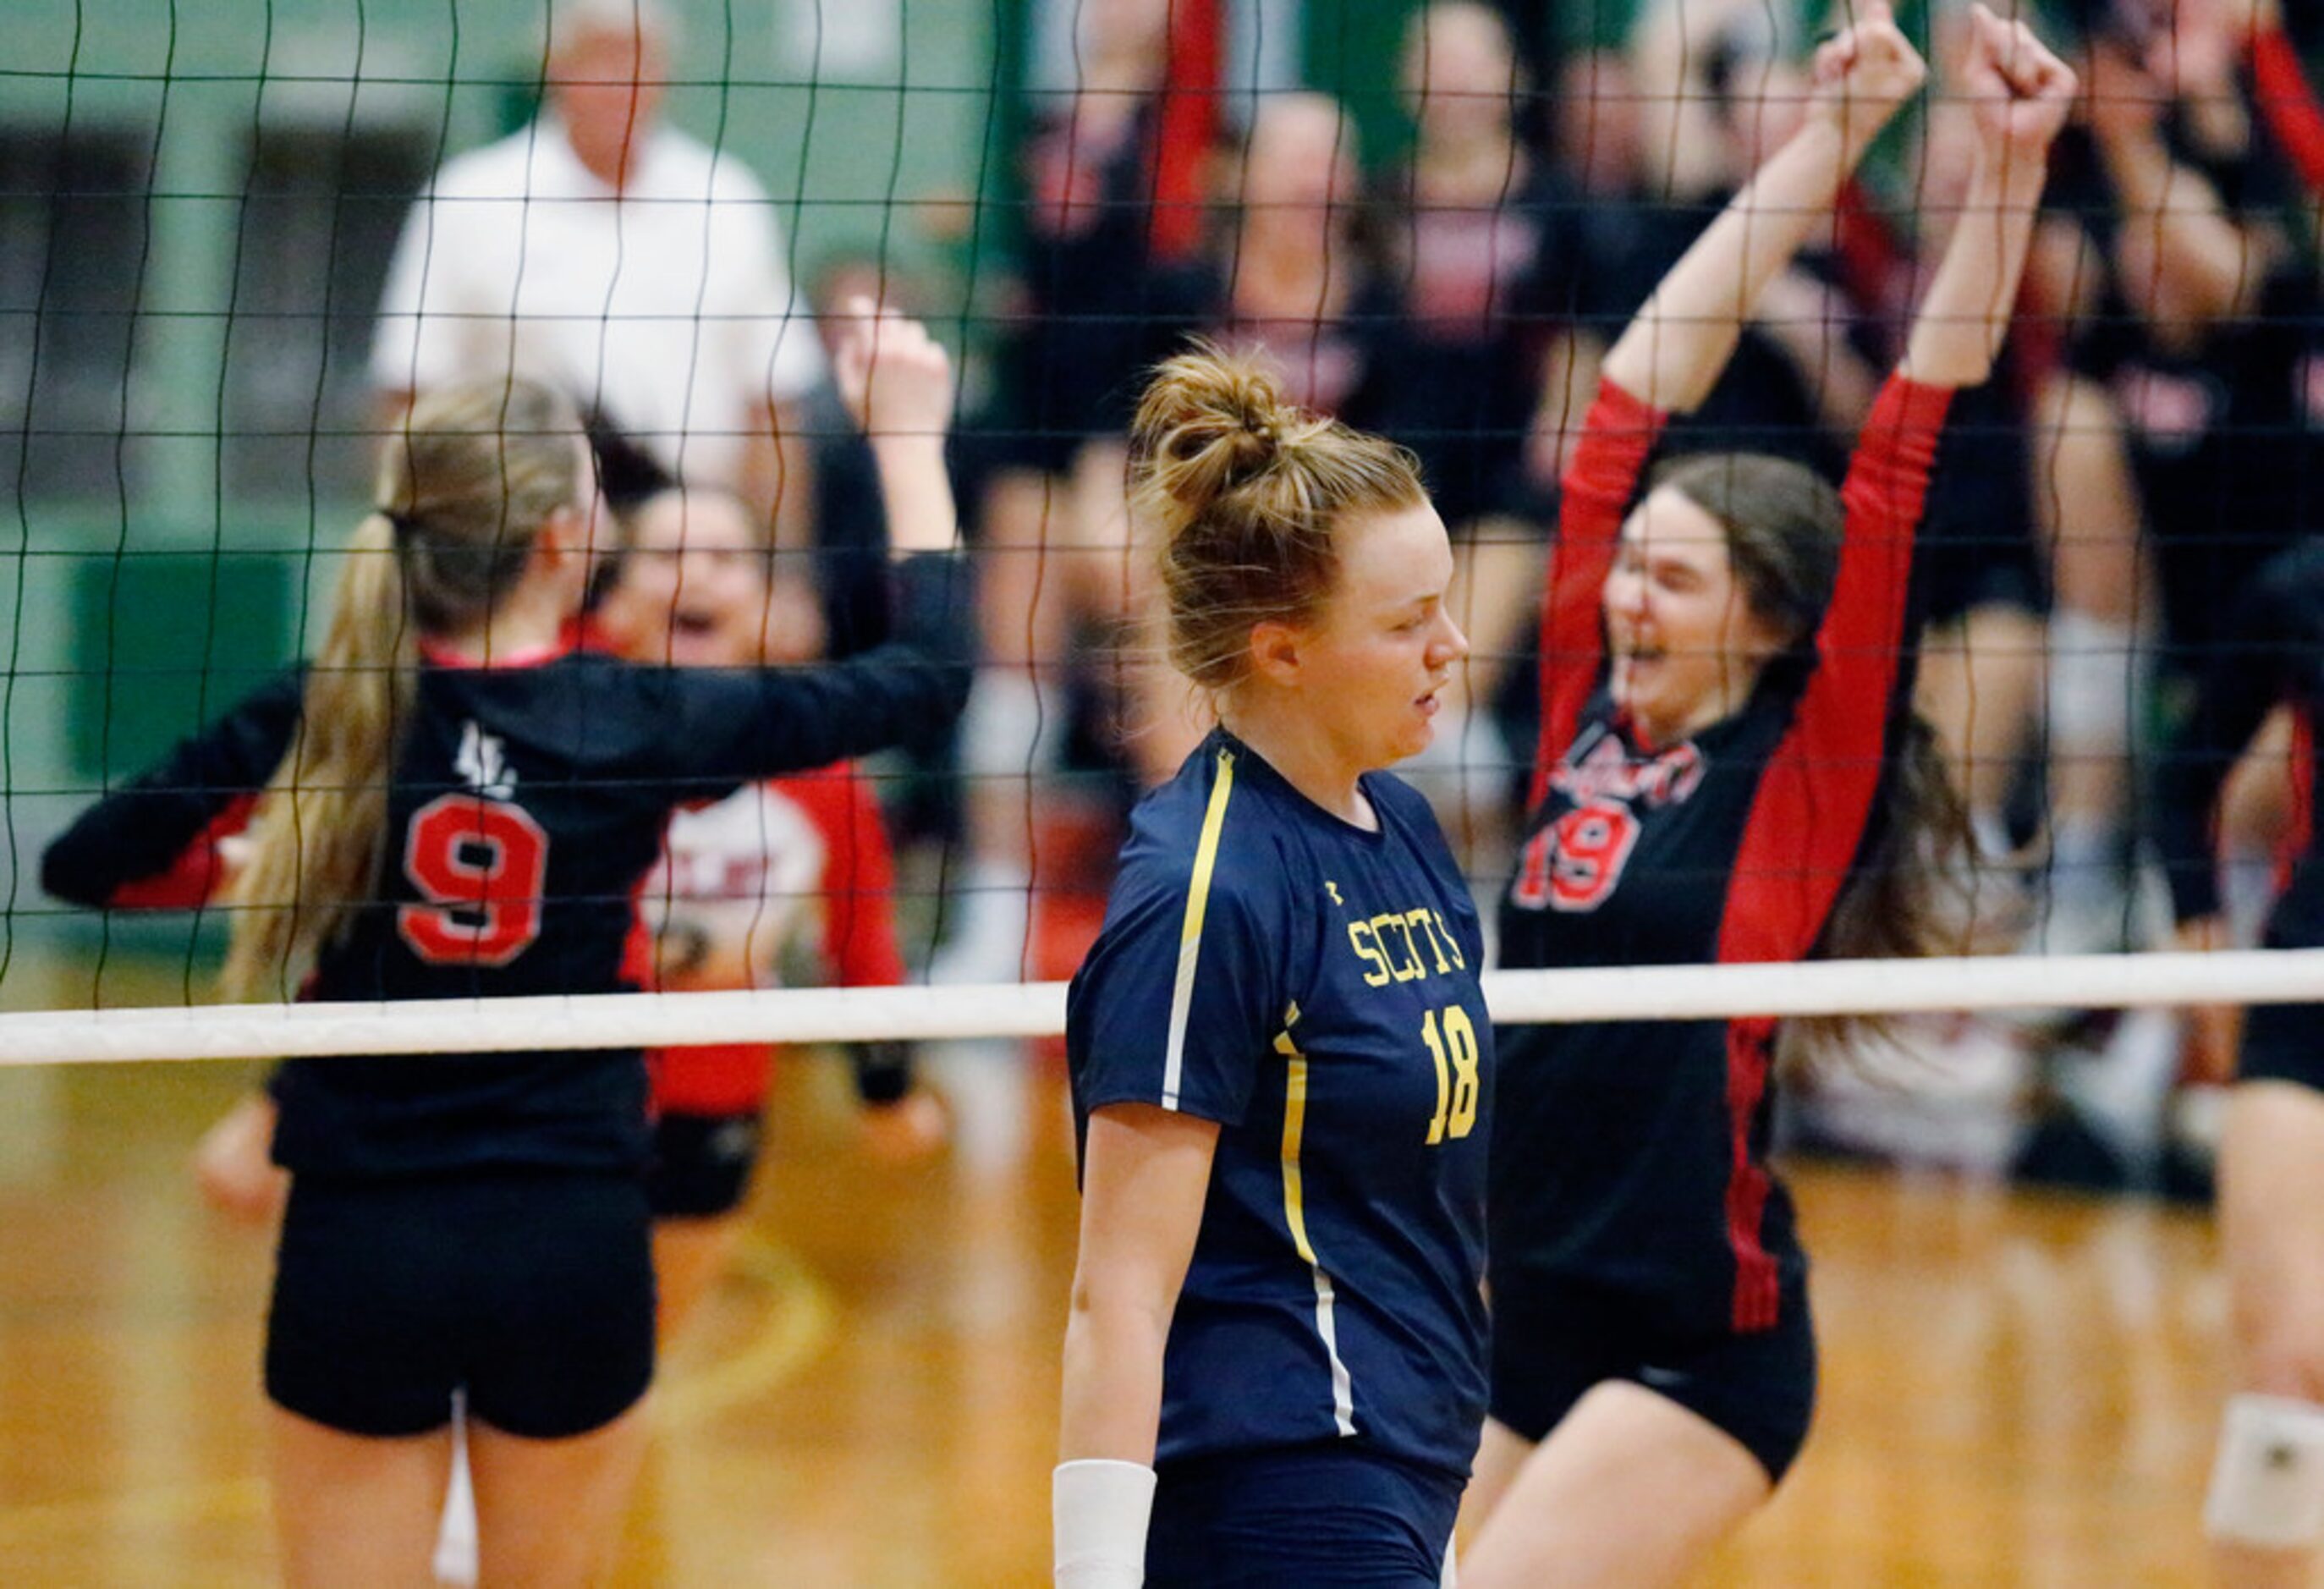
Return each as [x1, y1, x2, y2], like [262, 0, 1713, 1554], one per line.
[41, 559, 967, 1179]
[1004, 98, 1166, 433]
[1492, 372, 1948, 1335]
[1068, 730, 1492, 1479]
[2157, 541, 2324, 950]
[1371, 157, 1588, 522]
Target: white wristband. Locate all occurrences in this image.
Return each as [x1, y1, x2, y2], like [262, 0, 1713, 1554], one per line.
[1053, 1458, 1156, 1588]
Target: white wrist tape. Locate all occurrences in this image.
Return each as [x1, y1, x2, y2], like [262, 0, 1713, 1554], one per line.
[2207, 1393, 2324, 1548]
[1053, 1458, 1156, 1588]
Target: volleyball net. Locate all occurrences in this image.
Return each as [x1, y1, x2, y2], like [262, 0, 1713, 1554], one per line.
[7, 0, 2324, 1147]
[0, 950, 2320, 1069]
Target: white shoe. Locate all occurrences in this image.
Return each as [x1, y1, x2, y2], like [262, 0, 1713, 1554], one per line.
[1792, 1013, 2030, 1175]
[2047, 1005, 2183, 1184]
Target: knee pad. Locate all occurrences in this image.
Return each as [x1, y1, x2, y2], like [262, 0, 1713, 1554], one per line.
[2206, 1393, 2324, 1548]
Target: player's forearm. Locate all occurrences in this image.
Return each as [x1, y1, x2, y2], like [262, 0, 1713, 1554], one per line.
[871, 436, 961, 558]
[1602, 115, 1872, 415]
[1057, 1298, 1170, 1465]
[1902, 155, 2043, 389]
[2097, 132, 2260, 325]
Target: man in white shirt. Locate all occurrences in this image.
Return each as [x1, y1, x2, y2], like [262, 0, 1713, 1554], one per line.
[372, 0, 825, 549]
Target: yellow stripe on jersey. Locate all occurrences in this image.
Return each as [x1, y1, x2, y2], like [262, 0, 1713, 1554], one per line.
[1161, 748, 1236, 1111]
[1277, 1028, 1316, 1262]
[1277, 1021, 1356, 1435]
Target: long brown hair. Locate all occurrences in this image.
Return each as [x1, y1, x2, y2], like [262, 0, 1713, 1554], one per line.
[219, 379, 585, 1001]
[1654, 453, 1975, 1054]
[1130, 343, 1426, 697]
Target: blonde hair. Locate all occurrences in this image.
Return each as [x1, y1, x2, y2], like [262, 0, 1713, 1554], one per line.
[1130, 344, 1425, 696]
[220, 379, 586, 1001]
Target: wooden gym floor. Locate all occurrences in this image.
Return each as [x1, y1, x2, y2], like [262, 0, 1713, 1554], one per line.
[0, 949, 2228, 1586]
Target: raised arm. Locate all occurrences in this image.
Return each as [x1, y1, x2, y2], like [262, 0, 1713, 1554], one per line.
[829, 300, 961, 560]
[1744, 10, 2076, 963]
[1904, 5, 2077, 388]
[659, 305, 974, 785]
[1598, 3, 1925, 414]
[2082, 40, 2266, 330]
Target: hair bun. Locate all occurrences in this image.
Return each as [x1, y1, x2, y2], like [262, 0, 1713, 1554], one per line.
[1133, 341, 1298, 516]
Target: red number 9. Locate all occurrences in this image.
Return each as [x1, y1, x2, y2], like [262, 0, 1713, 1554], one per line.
[397, 794, 551, 967]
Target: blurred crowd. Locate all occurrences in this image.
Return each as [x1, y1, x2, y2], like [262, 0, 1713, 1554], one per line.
[889, 0, 2324, 1190]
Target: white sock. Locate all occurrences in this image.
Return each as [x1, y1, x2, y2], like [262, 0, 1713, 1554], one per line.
[2048, 816, 2120, 915]
[939, 669, 1058, 982]
[926, 1036, 1030, 1177]
[931, 859, 1035, 983]
[2222, 843, 2279, 946]
[432, 1400, 478, 1587]
[958, 668, 1062, 782]
[2046, 608, 2138, 767]
[2042, 608, 2138, 915]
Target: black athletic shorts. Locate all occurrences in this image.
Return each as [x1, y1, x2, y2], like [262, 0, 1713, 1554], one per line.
[646, 1108, 762, 1219]
[266, 1170, 656, 1440]
[2239, 999, 2324, 1091]
[1488, 1277, 1817, 1484]
[1146, 1442, 1464, 1587]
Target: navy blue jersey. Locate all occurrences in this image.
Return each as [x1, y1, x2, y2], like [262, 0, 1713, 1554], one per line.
[2157, 540, 2324, 950]
[1494, 374, 1946, 1338]
[1067, 729, 1492, 1480]
[42, 558, 967, 1179]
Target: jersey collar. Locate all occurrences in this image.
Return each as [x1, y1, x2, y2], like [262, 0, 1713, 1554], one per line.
[418, 630, 577, 670]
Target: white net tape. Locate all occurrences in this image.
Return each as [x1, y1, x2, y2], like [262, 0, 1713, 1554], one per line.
[4, 948, 2319, 1067]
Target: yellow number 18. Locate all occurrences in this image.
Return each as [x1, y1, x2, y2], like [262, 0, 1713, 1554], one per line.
[1422, 1005, 1481, 1145]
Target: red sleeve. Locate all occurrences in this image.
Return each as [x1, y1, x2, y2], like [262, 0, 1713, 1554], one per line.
[1720, 372, 1950, 965]
[106, 796, 255, 909]
[788, 764, 907, 989]
[1533, 378, 1666, 809]
[2254, 26, 2324, 200]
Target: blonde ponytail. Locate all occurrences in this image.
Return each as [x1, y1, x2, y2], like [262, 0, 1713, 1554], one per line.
[219, 377, 585, 1001]
[219, 514, 415, 1001]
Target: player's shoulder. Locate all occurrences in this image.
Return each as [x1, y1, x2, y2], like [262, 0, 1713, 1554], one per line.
[1117, 738, 1299, 909]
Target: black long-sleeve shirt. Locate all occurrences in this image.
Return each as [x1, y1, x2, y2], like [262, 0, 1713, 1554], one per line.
[42, 557, 968, 1179]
